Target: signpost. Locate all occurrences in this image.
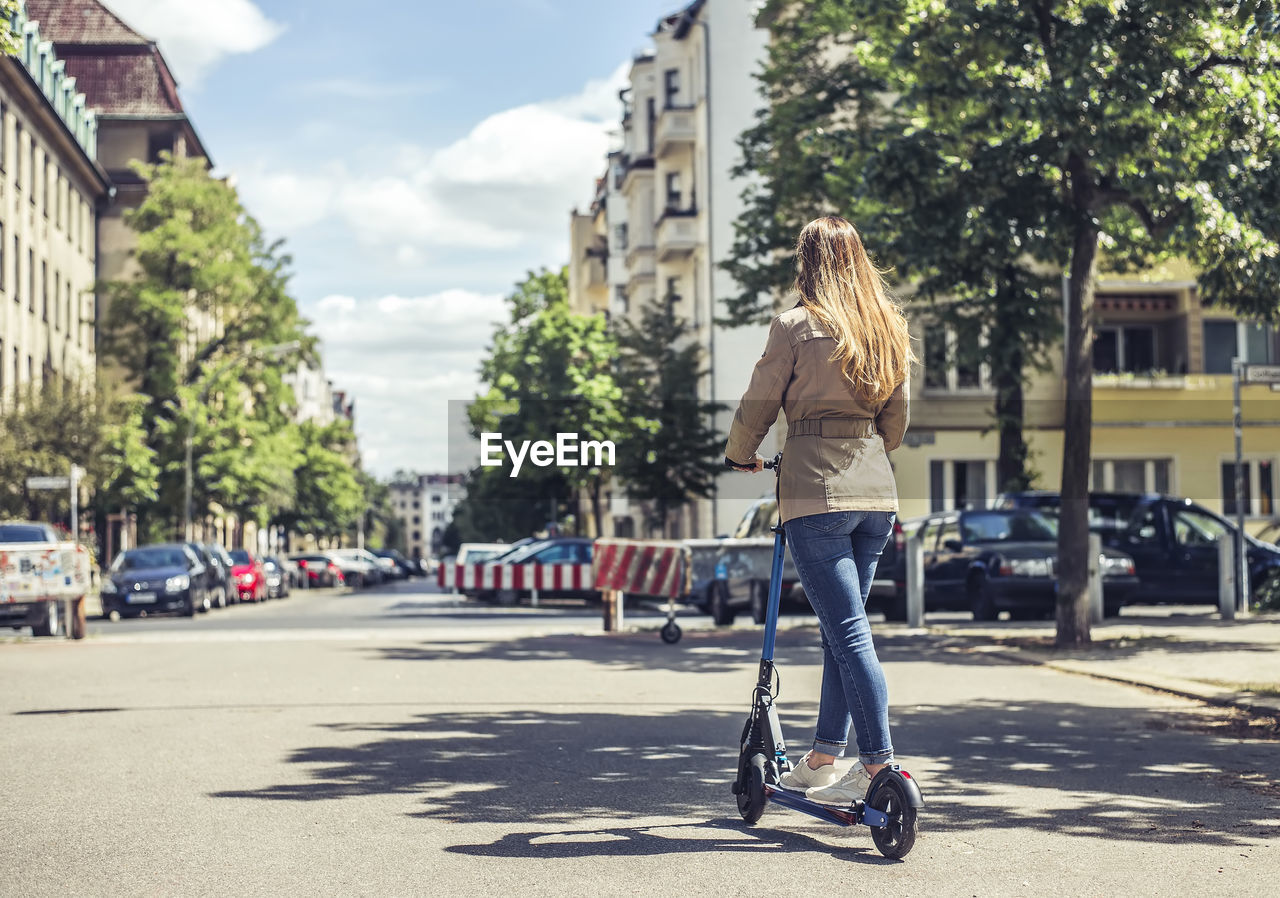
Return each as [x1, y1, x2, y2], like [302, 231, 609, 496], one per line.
[1229, 362, 1280, 617]
[24, 465, 84, 541]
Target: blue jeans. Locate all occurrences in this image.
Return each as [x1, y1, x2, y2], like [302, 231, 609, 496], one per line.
[783, 510, 896, 766]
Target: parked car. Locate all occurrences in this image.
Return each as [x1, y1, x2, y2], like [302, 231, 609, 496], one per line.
[997, 491, 1280, 606]
[329, 549, 383, 587]
[289, 553, 344, 588]
[471, 537, 595, 604]
[185, 542, 235, 609]
[372, 548, 418, 579]
[455, 542, 512, 566]
[907, 508, 1140, 620]
[0, 522, 60, 542]
[101, 544, 211, 619]
[0, 520, 86, 636]
[707, 494, 906, 624]
[262, 556, 291, 598]
[228, 549, 268, 603]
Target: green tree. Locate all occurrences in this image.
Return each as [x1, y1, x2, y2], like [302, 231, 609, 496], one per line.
[281, 419, 364, 539]
[470, 268, 623, 536]
[98, 155, 308, 536]
[614, 297, 725, 537]
[1, 1, 21, 56]
[736, 1, 1280, 646]
[0, 379, 103, 522]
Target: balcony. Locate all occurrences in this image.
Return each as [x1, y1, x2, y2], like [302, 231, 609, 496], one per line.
[626, 244, 656, 293]
[620, 155, 654, 195]
[656, 105, 696, 157]
[656, 208, 698, 261]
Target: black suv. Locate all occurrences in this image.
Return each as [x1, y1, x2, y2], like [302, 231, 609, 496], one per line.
[996, 491, 1280, 606]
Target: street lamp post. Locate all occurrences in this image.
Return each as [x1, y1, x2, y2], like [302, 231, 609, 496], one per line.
[183, 341, 300, 541]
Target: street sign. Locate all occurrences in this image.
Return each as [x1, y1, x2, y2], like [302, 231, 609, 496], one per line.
[1243, 364, 1280, 384]
[26, 476, 70, 490]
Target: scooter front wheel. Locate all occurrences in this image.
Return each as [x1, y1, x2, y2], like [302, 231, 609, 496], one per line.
[868, 776, 917, 859]
[736, 752, 767, 824]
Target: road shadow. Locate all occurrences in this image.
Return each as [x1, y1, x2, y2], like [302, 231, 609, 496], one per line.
[368, 628, 1026, 676]
[210, 696, 1280, 851]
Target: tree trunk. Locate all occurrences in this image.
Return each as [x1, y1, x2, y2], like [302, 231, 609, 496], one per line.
[1057, 171, 1100, 648]
[589, 477, 603, 539]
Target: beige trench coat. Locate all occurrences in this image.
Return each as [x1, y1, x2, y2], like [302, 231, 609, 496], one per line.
[724, 304, 909, 523]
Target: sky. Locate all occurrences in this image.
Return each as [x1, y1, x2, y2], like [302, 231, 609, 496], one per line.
[99, 0, 685, 477]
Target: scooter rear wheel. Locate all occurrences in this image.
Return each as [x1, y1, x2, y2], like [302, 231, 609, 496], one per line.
[736, 752, 767, 824]
[868, 777, 917, 859]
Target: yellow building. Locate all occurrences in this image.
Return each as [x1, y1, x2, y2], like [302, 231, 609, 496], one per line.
[893, 271, 1279, 533]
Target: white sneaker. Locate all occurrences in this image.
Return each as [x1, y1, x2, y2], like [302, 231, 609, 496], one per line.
[778, 753, 841, 792]
[805, 760, 873, 805]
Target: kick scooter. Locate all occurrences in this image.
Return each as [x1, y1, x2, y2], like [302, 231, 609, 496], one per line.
[729, 453, 923, 859]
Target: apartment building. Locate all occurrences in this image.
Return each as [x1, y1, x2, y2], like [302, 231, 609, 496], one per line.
[0, 4, 110, 406]
[27, 0, 216, 361]
[570, 0, 770, 539]
[283, 360, 338, 427]
[390, 473, 466, 561]
[893, 264, 1280, 530]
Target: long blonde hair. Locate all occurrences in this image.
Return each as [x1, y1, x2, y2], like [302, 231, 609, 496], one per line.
[794, 216, 914, 404]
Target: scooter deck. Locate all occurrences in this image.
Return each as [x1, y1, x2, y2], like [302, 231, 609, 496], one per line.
[764, 784, 890, 828]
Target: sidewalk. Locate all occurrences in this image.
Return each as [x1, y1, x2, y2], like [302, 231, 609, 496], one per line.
[922, 611, 1280, 717]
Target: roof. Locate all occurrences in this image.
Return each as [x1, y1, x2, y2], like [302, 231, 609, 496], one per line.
[657, 0, 707, 39]
[53, 51, 184, 117]
[23, 0, 151, 46]
[23, 0, 209, 158]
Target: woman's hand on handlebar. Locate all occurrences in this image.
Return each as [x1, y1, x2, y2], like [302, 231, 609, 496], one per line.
[725, 455, 764, 473]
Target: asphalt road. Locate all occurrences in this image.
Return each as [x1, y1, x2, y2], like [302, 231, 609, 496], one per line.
[2, 580, 1277, 895]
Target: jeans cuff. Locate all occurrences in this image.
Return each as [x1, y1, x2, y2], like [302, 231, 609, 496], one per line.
[813, 738, 847, 757]
[859, 749, 895, 766]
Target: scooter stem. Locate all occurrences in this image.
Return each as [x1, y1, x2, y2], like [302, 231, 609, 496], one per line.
[760, 523, 787, 662]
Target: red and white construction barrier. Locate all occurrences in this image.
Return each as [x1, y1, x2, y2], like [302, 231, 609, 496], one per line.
[592, 539, 690, 599]
[438, 563, 593, 592]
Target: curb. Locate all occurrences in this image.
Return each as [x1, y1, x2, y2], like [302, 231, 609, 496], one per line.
[966, 642, 1280, 718]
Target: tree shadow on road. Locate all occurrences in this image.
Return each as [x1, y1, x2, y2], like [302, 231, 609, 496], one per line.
[209, 694, 1280, 852]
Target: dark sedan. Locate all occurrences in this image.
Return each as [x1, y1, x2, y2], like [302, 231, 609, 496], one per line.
[997, 491, 1280, 606]
[101, 544, 211, 619]
[910, 509, 1139, 620]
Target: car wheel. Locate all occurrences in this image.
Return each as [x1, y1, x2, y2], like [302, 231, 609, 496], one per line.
[182, 593, 196, 617]
[32, 602, 61, 638]
[710, 581, 735, 627]
[968, 575, 997, 622]
[199, 591, 212, 613]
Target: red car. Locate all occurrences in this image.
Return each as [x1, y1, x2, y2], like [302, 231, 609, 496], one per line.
[228, 549, 267, 602]
[289, 553, 345, 588]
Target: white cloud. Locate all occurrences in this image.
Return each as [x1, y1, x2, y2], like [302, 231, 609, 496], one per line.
[106, 0, 285, 87]
[237, 62, 629, 256]
[307, 290, 507, 474]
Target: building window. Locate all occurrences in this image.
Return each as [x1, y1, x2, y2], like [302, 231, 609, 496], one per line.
[412, 531, 420, 541]
[0, 223, 5, 293]
[616, 285, 629, 314]
[923, 322, 988, 392]
[1221, 459, 1276, 518]
[413, 500, 420, 509]
[412, 516, 420, 525]
[665, 171, 681, 208]
[664, 68, 680, 107]
[14, 236, 20, 305]
[27, 249, 34, 312]
[646, 97, 656, 155]
[148, 132, 174, 163]
[929, 459, 995, 512]
[1094, 325, 1157, 374]
[41, 261, 47, 321]
[1090, 459, 1171, 493]
[1204, 320, 1276, 373]
[54, 168, 62, 229]
[614, 223, 628, 252]
[0, 102, 6, 171]
[431, 495, 442, 504]
[14, 123, 21, 189]
[53, 271, 60, 330]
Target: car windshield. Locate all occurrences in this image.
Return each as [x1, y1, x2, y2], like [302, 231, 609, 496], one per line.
[962, 511, 1058, 543]
[0, 524, 52, 542]
[492, 542, 551, 564]
[114, 547, 189, 571]
[229, 550, 251, 564]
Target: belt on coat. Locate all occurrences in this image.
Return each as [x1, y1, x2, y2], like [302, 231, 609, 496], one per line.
[786, 418, 877, 439]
